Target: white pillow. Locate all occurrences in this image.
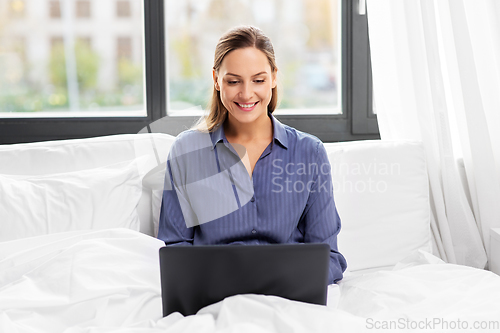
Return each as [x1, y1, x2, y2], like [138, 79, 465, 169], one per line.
[325, 140, 432, 272]
[0, 133, 176, 237]
[0, 158, 147, 242]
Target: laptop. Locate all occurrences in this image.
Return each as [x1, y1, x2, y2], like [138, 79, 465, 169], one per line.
[159, 243, 330, 316]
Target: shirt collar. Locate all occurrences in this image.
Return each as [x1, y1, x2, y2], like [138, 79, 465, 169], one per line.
[210, 123, 226, 149]
[210, 113, 289, 150]
[271, 113, 288, 149]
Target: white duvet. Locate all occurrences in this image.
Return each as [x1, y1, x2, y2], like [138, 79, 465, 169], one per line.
[1, 229, 499, 333]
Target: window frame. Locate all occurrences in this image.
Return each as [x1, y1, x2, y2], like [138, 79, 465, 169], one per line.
[0, 0, 378, 144]
[351, 0, 378, 135]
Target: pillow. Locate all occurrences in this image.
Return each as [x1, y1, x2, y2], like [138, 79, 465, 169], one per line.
[325, 140, 432, 272]
[0, 158, 147, 242]
[0, 133, 176, 237]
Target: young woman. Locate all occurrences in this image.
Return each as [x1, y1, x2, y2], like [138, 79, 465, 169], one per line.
[158, 26, 347, 284]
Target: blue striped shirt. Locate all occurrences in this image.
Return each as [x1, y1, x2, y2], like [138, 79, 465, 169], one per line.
[158, 114, 347, 284]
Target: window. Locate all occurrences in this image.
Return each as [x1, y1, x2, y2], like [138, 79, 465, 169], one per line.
[49, 1, 61, 19]
[116, 0, 131, 18]
[76, 0, 90, 18]
[162, 0, 378, 141]
[0, 0, 145, 121]
[166, 0, 341, 116]
[0, 0, 377, 144]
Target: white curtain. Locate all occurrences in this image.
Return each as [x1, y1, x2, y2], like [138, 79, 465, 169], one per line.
[366, 0, 500, 269]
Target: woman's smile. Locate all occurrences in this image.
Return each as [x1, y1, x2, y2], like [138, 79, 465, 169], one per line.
[235, 101, 259, 111]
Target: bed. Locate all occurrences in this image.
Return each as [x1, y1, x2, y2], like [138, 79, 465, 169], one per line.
[1, 134, 499, 333]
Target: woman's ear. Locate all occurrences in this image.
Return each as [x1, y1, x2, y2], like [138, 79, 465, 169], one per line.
[213, 69, 219, 91]
[271, 69, 278, 89]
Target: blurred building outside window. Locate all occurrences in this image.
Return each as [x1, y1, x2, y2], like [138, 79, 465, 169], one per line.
[0, 0, 341, 118]
[0, 0, 145, 116]
[76, 0, 90, 18]
[116, 0, 131, 18]
[165, 0, 342, 116]
[9, 0, 24, 18]
[49, 0, 60, 18]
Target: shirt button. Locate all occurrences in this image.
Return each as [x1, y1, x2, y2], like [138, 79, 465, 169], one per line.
[251, 229, 257, 234]
[250, 197, 255, 202]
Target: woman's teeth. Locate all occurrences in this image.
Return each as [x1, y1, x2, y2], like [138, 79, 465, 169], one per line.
[237, 102, 257, 108]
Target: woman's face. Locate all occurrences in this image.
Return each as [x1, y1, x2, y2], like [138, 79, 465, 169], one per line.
[214, 47, 277, 126]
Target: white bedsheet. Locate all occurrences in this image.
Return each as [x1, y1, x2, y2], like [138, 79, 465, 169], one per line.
[1, 229, 499, 333]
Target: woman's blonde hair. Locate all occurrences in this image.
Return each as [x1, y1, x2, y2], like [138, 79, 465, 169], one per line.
[195, 26, 279, 132]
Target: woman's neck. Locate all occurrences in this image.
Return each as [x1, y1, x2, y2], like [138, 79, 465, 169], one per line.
[224, 113, 273, 143]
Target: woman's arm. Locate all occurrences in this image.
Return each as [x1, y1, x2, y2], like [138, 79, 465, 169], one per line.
[157, 155, 196, 246]
[301, 141, 347, 284]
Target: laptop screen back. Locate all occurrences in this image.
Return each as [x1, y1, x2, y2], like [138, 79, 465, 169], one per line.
[159, 243, 330, 316]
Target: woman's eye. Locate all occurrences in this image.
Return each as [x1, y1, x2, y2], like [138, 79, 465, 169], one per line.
[254, 79, 265, 83]
[227, 81, 239, 85]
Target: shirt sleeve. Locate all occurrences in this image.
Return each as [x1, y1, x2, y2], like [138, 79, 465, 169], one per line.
[157, 150, 196, 246]
[301, 141, 347, 284]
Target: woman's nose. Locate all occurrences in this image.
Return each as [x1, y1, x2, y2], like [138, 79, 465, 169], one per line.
[239, 83, 253, 100]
